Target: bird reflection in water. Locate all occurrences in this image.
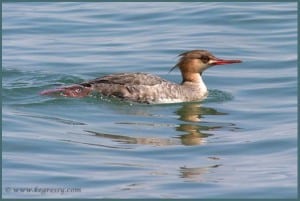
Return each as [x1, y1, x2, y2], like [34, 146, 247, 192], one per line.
[85, 103, 233, 147]
[175, 103, 227, 145]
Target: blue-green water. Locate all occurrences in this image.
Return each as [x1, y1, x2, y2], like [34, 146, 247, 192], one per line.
[2, 2, 297, 198]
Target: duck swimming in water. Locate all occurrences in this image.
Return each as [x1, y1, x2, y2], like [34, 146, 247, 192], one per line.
[40, 50, 242, 104]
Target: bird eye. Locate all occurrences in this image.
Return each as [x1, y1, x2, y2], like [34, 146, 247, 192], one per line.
[199, 55, 210, 64]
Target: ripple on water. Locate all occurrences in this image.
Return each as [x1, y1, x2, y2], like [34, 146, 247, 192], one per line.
[204, 89, 234, 103]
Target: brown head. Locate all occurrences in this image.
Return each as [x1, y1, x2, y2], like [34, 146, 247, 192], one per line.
[170, 50, 242, 83]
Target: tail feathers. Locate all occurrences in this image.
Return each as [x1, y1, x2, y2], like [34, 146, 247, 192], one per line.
[40, 84, 92, 98]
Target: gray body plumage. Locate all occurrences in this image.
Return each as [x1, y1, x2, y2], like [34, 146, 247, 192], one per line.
[80, 73, 207, 104]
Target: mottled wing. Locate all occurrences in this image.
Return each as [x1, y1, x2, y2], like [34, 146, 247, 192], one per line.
[81, 73, 166, 86]
[79, 73, 171, 103]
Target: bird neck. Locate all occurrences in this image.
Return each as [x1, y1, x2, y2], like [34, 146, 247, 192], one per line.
[181, 72, 207, 92]
[181, 71, 202, 83]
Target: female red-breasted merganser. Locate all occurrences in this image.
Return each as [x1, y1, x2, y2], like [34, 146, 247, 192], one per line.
[41, 50, 242, 104]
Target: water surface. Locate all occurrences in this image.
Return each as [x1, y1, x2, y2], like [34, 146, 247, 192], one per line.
[2, 2, 297, 198]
